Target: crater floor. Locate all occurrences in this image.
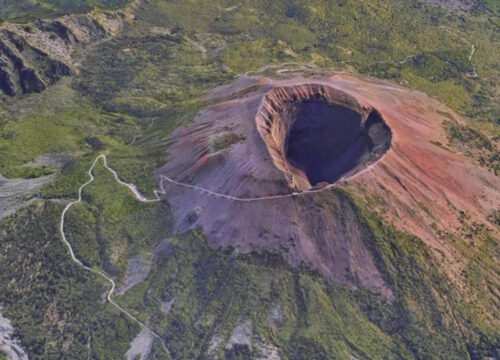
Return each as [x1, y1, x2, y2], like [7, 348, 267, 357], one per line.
[285, 101, 391, 187]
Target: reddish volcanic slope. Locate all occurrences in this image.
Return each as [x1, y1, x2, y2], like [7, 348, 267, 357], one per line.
[157, 72, 499, 298]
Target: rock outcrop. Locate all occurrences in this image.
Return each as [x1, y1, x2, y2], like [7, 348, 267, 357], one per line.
[158, 73, 500, 299]
[0, 310, 28, 360]
[0, 5, 136, 96]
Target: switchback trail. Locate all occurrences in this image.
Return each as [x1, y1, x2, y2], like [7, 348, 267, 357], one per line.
[59, 153, 378, 357]
[59, 155, 170, 359]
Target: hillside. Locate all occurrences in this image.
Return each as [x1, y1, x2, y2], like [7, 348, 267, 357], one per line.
[0, 0, 499, 359]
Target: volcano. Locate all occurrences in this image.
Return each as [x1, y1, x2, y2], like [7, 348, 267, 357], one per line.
[158, 72, 499, 298]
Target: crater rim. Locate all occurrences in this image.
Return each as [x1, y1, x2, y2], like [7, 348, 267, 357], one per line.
[255, 83, 392, 192]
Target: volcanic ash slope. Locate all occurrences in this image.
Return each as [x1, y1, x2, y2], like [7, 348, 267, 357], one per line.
[158, 73, 499, 299]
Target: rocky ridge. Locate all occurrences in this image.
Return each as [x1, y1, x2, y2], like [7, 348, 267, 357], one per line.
[0, 2, 138, 96]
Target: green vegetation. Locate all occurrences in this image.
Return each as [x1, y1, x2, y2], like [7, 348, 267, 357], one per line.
[64, 158, 171, 280]
[134, 0, 498, 124]
[212, 132, 246, 152]
[121, 231, 404, 359]
[488, 210, 500, 226]
[352, 187, 500, 358]
[108, 190, 497, 359]
[0, 81, 138, 181]
[0, 202, 139, 359]
[0, 0, 131, 23]
[1, 159, 498, 359]
[8, 166, 55, 179]
[0, 0, 498, 359]
[443, 119, 499, 174]
[1, 0, 498, 185]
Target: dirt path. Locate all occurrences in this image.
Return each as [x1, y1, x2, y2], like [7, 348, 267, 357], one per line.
[59, 155, 169, 359]
[242, 26, 479, 80]
[158, 151, 383, 202]
[58, 151, 382, 359]
[440, 26, 478, 78]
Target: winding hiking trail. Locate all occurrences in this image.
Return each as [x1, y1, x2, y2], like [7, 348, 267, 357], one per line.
[440, 26, 478, 78]
[242, 26, 479, 80]
[59, 152, 380, 358]
[158, 151, 382, 202]
[59, 155, 170, 359]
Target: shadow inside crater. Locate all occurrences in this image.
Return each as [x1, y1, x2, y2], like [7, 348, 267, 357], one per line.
[285, 101, 391, 186]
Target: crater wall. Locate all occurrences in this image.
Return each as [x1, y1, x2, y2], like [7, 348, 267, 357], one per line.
[255, 84, 391, 190]
[157, 73, 500, 299]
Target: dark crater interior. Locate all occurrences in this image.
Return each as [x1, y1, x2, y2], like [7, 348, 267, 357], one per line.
[285, 101, 391, 186]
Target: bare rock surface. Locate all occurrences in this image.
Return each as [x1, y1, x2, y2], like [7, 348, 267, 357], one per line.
[158, 72, 500, 298]
[116, 255, 153, 296]
[254, 341, 282, 360]
[0, 310, 28, 360]
[0, 3, 137, 96]
[22, 153, 71, 169]
[207, 334, 225, 359]
[0, 173, 53, 220]
[160, 297, 176, 315]
[266, 303, 285, 328]
[226, 320, 252, 351]
[125, 327, 153, 360]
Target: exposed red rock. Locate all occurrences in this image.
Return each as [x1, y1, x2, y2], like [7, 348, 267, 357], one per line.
[158, 72, 499, 299]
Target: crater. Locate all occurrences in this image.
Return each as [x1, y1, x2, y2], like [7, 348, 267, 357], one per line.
[286, 102, 391, 186]
[159, 74, 500, 298]
[256, 84, 392, 191]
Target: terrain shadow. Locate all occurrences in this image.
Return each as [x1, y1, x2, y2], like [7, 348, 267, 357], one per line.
[285, 101, 391, 186]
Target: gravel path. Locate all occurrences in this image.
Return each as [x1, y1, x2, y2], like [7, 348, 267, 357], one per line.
[59, 155, 170, 358]
[58, 151, 382, 359]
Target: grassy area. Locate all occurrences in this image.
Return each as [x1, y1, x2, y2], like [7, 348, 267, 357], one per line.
[64, 158, 171, 280]
[0, 0, 498, 358]
[1, 0, 497, 185]
[0, 81, 139, 179]
[1, 157, 497, 359]
[0, 0, 131, 23]
[113, 200, 497, 359]
[114, 230, 406, 359]
[443, 119, 499, 174]
[129, 0, 499, 126]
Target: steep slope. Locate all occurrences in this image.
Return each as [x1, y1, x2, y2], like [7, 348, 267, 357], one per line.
[0, 2, 138, 96]
[158, 73, 499, 299]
